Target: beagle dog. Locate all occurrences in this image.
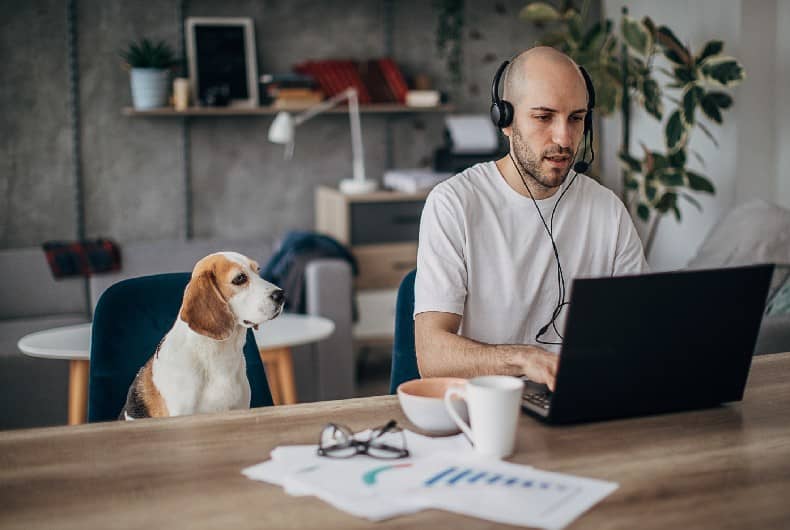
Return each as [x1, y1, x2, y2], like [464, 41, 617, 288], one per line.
[120, 252, 284, 420]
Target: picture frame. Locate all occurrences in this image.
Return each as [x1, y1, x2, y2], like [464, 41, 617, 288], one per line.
[185, 17, 258, 108]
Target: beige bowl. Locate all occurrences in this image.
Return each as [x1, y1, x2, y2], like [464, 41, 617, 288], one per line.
[397, 377, 469, 435]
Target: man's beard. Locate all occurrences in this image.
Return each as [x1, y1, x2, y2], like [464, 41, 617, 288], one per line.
[510, 125, 575, 193]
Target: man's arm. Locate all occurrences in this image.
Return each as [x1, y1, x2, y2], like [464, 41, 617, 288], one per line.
[415, 311, 559, 390]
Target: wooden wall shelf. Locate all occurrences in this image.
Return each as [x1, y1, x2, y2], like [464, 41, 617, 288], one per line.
[122, 104, 454, 117]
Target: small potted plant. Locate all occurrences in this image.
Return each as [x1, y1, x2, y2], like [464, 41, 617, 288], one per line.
[120, 38, 178, 110]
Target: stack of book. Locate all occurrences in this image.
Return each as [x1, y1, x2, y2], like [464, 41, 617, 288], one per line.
[260, 73, 324, 108]
[294, 58, 410, 104]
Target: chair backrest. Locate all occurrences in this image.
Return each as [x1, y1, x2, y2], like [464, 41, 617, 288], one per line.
[389, 269, 420, 394]
[88, 273, 272, 422]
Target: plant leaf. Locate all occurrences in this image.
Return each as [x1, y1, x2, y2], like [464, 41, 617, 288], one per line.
[621, 15, 652, 56]
[700, 56, 746, 87]
[640, 76, 663, 120]
[651, 151, 669, 171]
[674, 66, 696, 85]
[657, 167, 684, 186]
[707, 91, 733, 109]
[519, 2, 562, 23]
[656, 26, 691, 65]
[696, 40, 723, 64]
[680, 192, 703, 211]
[687, 171, 715, 193]
[681, 85, 703, 125]
[645, 181, 658, 201]
[668, 148, 687, 168]
[637, 203, 651, 221]
[655, 192, 677, 213]
[567, 10, 583, 42]
[665, 110, 687, 151]
[700, 93, 723, 123]
[580, 21, 605, 51]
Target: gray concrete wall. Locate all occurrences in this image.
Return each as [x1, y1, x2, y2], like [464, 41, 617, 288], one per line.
[1, 0, 582, 248]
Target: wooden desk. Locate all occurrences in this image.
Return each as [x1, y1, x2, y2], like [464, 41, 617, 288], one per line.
[1, 353, 789, 529]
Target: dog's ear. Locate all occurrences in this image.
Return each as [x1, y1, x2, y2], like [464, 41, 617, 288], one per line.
[180, 270, 235, 340]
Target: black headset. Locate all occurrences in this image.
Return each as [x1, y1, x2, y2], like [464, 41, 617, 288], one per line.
[490, 58, 596, 344]
[491, 59, 596, 172]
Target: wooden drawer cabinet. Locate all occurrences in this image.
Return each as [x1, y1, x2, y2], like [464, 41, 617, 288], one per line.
[315, 186, 428, 290]
[353, 243, 418, 289]
[349, 201, 424, 245]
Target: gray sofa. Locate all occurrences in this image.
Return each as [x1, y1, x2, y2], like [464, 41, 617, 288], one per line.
[685, 199, 790, 355]
[0, 237, 354, 430]
[0, 247, 90, 430]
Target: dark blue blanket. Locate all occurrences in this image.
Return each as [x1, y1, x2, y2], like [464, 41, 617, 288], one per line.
[261, 231, 357, 316]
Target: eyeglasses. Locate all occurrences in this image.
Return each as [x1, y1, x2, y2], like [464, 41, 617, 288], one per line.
[317, 419, 410, 459]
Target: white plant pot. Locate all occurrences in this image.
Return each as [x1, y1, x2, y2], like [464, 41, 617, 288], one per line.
[130, 68, 169, 109]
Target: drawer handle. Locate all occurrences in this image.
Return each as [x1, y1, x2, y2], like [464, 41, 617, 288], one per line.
[391, 215, 420, 225]
[392, 261, 416, 270]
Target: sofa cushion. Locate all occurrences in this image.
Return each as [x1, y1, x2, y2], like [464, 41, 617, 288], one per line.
[766, 267, 790, 316]
[0, 247, 87, 319]
[687, 199, 790, 270]
[89, 237, 273, 311]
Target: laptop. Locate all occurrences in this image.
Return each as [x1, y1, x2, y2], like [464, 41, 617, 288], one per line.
[521, 264, 775, 424]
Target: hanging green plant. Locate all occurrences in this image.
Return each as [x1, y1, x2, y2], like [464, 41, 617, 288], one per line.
[434, 0, 465, 88]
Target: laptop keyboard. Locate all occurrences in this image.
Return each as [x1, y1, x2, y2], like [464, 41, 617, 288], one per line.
[523, 391, 552, 410]
[521, 379, 553, 414]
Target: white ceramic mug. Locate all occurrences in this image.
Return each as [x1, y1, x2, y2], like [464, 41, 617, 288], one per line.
[444, 375, 523, 458]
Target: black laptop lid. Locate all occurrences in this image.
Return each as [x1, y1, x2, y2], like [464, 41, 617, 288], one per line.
[547, 264, 774, 424]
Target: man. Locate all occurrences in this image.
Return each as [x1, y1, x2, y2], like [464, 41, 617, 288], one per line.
[414, 47, 647, 391]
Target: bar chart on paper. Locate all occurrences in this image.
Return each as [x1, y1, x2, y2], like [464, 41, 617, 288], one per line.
[424, 465, 573, 492]
[366, 457, 618, 528]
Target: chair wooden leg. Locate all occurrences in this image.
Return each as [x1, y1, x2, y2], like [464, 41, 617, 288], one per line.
[259, 347, 297, 405]
[68, 360, 89, 425]
[259, 349, 282, 405]
[276, 348, 297, 405]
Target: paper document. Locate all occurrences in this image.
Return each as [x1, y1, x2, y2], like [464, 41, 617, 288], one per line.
[445, 114, 500, 154]
[242, 430, 471, 520]
[242, 430, 617, 528]
[383, 169, 452, 193]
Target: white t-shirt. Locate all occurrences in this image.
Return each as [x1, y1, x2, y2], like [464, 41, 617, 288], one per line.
[414, 161, 647, 352]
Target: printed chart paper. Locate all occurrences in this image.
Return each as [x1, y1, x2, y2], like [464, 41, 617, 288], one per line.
[242, 432, 618, 528]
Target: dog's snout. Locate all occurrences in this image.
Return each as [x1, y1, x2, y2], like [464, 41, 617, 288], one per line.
[270, 289, 285, 305]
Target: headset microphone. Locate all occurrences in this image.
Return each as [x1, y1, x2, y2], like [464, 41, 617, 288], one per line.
[573, 160, 589, 174]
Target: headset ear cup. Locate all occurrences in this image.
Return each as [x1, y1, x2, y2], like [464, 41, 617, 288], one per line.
[490, 102, 502, 128]
[500, 100, 514, 128]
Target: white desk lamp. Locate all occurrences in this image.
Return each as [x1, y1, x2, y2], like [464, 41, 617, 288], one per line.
[267, 87, 376, 194]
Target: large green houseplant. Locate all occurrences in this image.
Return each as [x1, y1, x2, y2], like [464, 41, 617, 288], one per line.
[521, 1, 745, 255]
[120, 38, 178, 110]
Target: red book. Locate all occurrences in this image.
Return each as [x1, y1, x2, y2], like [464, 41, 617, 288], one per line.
[378, 58, 408, 103]
[342, 60, 371, 103]
[360, 59, 396, 103]
[327, 60, 348, 97]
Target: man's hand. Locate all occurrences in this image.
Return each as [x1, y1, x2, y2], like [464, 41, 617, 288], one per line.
[517, 346, 559, 391]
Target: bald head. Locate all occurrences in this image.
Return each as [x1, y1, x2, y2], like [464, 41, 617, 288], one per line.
[502, 47, 588, 108]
